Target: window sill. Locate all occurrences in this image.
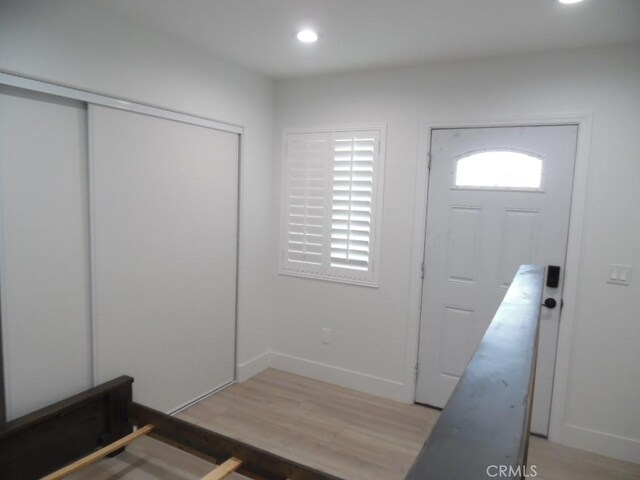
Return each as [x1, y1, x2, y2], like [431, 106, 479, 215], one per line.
[278, 268, 379, 288]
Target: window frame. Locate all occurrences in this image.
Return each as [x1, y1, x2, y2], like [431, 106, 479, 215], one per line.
[279, 124, 387, 287]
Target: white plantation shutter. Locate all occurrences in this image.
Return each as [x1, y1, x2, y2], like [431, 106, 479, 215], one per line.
[283, 133, 329, 273]
[330, 132, 378, 275]
[280, 127, 384, 286]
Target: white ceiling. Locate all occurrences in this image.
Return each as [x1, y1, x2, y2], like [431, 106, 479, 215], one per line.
[102, 0, 640, 78]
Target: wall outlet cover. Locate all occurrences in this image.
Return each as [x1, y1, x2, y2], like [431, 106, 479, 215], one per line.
[322, 328, 332, 344]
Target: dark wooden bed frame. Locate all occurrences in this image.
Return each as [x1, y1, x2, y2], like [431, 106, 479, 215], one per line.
[0, 375, 341, 480]
[0, 265, 543, 480]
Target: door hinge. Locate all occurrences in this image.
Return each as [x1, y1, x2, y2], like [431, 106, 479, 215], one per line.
[420, 261, 425, 278]
[427, 151, 432, 170]
[415, 363, 419, 380]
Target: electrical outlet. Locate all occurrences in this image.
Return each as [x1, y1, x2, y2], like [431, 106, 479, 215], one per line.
[322, 328, 332, 345]
[607, 264, 632, 286]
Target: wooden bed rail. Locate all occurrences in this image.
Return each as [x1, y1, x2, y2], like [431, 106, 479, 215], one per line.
[130, 402, 342, 480]
[404, 265, 545, 480]
[0, 375, 133, 480]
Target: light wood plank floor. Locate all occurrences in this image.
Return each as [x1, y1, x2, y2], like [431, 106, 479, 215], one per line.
[178, 369, 640, 480]
[69, 368, 639, 479]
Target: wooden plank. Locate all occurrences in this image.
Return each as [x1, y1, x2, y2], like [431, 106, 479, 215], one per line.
[405, 265, 545, 480]
[130, 402, 343, 480]
[202, 457, 243, 480]
[41, 424, 154, 480]
[0, 375, 133, 480]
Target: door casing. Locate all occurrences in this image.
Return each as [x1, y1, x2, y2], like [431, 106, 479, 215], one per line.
[405, 114, 593, 444]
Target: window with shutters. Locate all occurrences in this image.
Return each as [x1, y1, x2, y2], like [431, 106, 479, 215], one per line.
[280, 126, 386, 286]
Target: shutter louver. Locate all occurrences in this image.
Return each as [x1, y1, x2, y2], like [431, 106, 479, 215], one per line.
[285, 134, 328, 268]
[330, 134, 377, 272]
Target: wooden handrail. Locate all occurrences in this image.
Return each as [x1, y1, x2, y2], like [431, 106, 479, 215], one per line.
[405, 265, 545, 480]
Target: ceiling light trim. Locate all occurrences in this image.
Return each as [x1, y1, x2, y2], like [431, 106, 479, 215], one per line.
[296, 29, 319, 44]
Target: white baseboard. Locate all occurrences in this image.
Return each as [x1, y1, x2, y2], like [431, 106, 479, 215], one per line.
[561, 423, 640, 464]
[237, 351, 272, 382]
[168, 380, 235, 415]
[270, 351, 409, 402]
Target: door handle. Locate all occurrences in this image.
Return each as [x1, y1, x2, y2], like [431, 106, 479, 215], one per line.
[542, 298, 557, 309]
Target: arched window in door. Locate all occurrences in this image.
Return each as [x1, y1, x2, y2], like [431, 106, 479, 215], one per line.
[455, 151, 543, 190]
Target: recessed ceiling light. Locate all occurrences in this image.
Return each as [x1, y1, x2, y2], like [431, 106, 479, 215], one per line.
[297, 29, 318, 43]
[559, 0, 584, 4]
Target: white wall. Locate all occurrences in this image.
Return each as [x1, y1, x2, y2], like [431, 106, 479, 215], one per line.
[0, 0, 276, 395]
[273, 45, 640, 463]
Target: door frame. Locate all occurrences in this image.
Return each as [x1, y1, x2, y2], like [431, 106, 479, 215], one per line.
[405, 114, 593, 444]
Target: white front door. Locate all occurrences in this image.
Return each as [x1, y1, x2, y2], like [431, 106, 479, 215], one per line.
[416, 125, 577, 436]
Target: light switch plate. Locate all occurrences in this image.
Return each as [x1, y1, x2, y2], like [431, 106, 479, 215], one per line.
[607, 264, 632, 285]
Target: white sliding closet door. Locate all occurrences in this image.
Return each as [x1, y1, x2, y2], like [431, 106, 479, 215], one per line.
[90, 106, 238, 412]
[0, 86, 92, 420]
